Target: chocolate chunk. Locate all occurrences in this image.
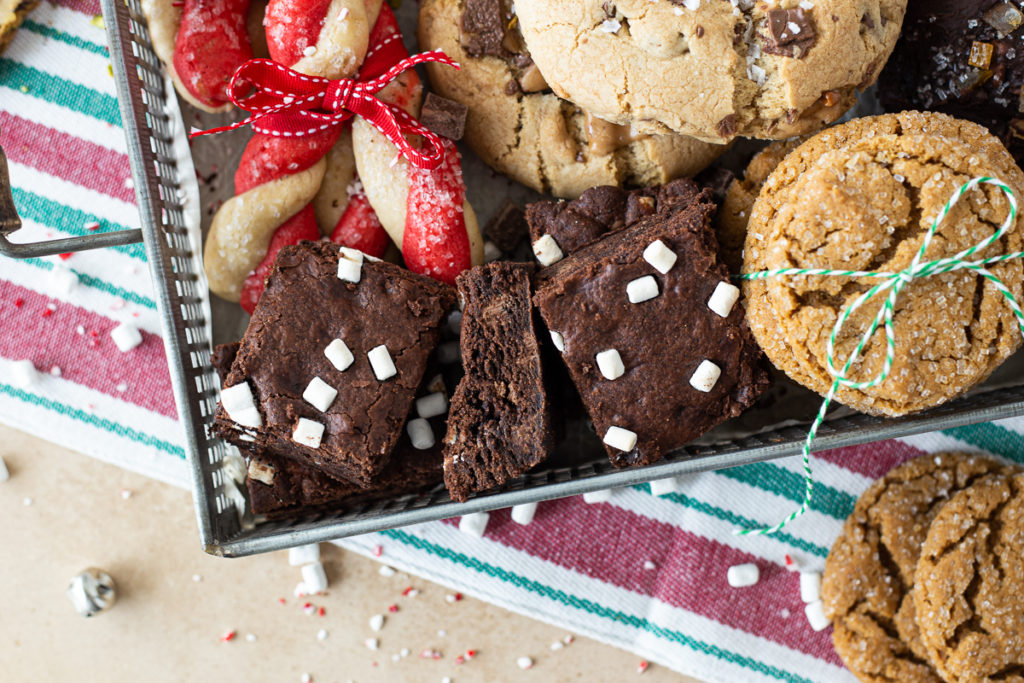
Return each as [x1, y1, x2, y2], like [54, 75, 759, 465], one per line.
[484, 200, 529, 253]
[460, 0, 509, 58]
[764, 8, 817, 58]
[420, 92, 468, 141]
[717, 114, 738, 138]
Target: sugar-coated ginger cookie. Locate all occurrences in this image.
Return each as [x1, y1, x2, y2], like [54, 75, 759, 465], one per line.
[514, 0, 906, 143]
[743, 112, 1024, 417]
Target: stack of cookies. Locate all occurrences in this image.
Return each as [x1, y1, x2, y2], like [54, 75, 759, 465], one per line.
[823, 452, 1024, 683]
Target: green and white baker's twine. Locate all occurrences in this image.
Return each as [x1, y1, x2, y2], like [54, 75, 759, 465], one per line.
[735, 177, 1022, 536]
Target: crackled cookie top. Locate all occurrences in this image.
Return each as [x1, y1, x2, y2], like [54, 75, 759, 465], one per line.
[418, 0, 726, 198]
[823, 452, 1012, 683]
[514, 0, 906, 143]
[914, 471, 1024, 683]
[743, 112, 1024, 417]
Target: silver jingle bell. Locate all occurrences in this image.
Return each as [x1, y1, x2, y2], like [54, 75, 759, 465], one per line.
[67, 567, 117, 617]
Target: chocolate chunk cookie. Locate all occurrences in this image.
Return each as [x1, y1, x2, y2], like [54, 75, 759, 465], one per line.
[877, 0, 1024, 168]
[823, 452, 1013, 683]
[514, 0, 906, 143]
[418, 0, 726, 198]
[914, 471, 1024, 682]
[743, 112, 1024, 416]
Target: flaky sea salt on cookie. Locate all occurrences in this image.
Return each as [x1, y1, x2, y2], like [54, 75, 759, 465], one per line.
[742, 112, 1024, 417]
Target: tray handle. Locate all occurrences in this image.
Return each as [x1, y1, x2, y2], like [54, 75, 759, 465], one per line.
[0, 138, 143, 259]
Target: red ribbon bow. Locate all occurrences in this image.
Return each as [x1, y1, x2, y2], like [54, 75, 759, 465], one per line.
[189, 51, 460, 171]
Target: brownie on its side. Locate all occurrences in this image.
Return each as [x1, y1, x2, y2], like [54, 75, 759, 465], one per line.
[212, 343, 446, 519]
[443, 262, 553, 502]
[213, 240, 456, 487]
[532, 186, 770, 468]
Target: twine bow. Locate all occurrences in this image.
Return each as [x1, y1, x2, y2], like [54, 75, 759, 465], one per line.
[189, 51, 460, 171]
[737, 177, 1022, 536]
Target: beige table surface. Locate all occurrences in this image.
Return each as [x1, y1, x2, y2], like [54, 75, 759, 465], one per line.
[0, 424, 698, 682]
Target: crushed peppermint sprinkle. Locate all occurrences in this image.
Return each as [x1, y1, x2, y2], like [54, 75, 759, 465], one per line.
[388, 603, 399, 613]
[551, 641, 564, 651]
[369, 614, 385, 632]
[245, 633, 257, 642]
[372, 545, 383, 557]
[220, 629, 236, 642]
[301, 674, 312, 683]
[420, 648, 443, 660]
[638, 661, 650, 674]
[784, 554, 799, 572]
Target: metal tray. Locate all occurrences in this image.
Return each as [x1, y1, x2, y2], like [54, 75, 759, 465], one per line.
[4, 0, 1023, 557]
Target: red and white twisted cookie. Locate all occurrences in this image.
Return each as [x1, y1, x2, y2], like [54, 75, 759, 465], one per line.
[352, 3, 484, 284]
[204, 0, 372, 310]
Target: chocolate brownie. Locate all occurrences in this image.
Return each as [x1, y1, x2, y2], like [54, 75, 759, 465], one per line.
[526, 178, 708, 258]
[443, 262, 553, 501]
[532, 186, 770, 467]
[877, 0, 1024, 166]
[213, 342, 445, 519]
[213, 240, 456, 487]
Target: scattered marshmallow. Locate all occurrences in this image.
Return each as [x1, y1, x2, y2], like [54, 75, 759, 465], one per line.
[800, 572, 822, 604]
[367, 345, 397, 381]
[301, 562, 328, 594]
[727, 563, 759, 588]
[0, 455, 8, 483]
[324, 339, 355, 372]
[316, 629, 328, 641]
[292, 418, 325, 449]
[532, 234, 564, 266]
[9, 359, 37, 389]
[603, 426, 637, 452]
[643, 240, 678, 274]
[649, 477, 679, 496]
[517, 656, 534, 670]
[595, 349, 625, 380]
[459, 512, 490, 538]
[221, 382, 262, 428]
[484, 241, 503, 262]
[804, 600, 831, 632]
[302, 377, 337, 412]
[369, 614, 385, 632]
[626, 276, 659, 304]
[689, 360, 722, 393]
[288, 544, 320, 567]
[406, 418, 435, 450]
[582, 489, 613, 504]
[707, 282, 741, 318]
[549, 330, 565, 352]
[110, 322, 143, 352]
[416, 392, 448, 419]
[510, 502, 538, 525]
[50, 264, 79, 295]
[337, 249, 363, 283]
[365, 637, 380, 650]
[784, 554, 800, 572]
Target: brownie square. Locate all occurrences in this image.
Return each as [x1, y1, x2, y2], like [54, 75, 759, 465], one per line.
[443, 262, 553, 501]
[213, 240, 456, 486]
[532, 187, 770, 468]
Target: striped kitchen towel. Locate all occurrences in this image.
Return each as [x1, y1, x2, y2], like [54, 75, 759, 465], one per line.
[4, 3, 1024, 682]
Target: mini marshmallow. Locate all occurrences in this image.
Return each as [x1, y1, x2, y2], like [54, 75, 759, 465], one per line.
[301, 562, 328, 594]
[9, 359, 37, 389]
[550, 330, 565, 352]
[416, 392, 448, 418]
[804, 600, 831, 632]
[689, 360, 722, 392]
[288, 544, 320, 567]
[367, 345, 397, 381]
[0, 455, 8, 483]
[50, 264, 79, 295]
[510, 502, 538, 525]
[369, 614, 385, 632]
[292, 418, 325, 448]
[595, 349, 625, 380]
[483, 241, 503, 262]
[458, 512, 490, 538]
[649, 477, 679, 496]
[247, 459, 275, 486]
[337, 249, 362, 283]
[727, 563, 760, 588]
[582, 489, 613, 504]
[324, 339, 354, 372]
[708, 281, 741, 318]
[800, 571, 822, 604]
[221, 382, 262, 428]
[406, 418, 435, 450]
[110, 322, 143, 352]
[643, 240, 678, 274]
[447, 310, 463, 335]
[603, 426, 637, 452]
[532, 234, 564, 266]
[302, 377, 338, 412]
[627, 276, 659, 304]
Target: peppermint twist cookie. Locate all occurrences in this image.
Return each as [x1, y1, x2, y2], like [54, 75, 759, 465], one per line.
[822, 452, 1014, 683]
[418, 0, 726, 198]
[743, 112, 1024, 416]
[514, 0, 907, 143]
[914, 471, 1024, 682]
